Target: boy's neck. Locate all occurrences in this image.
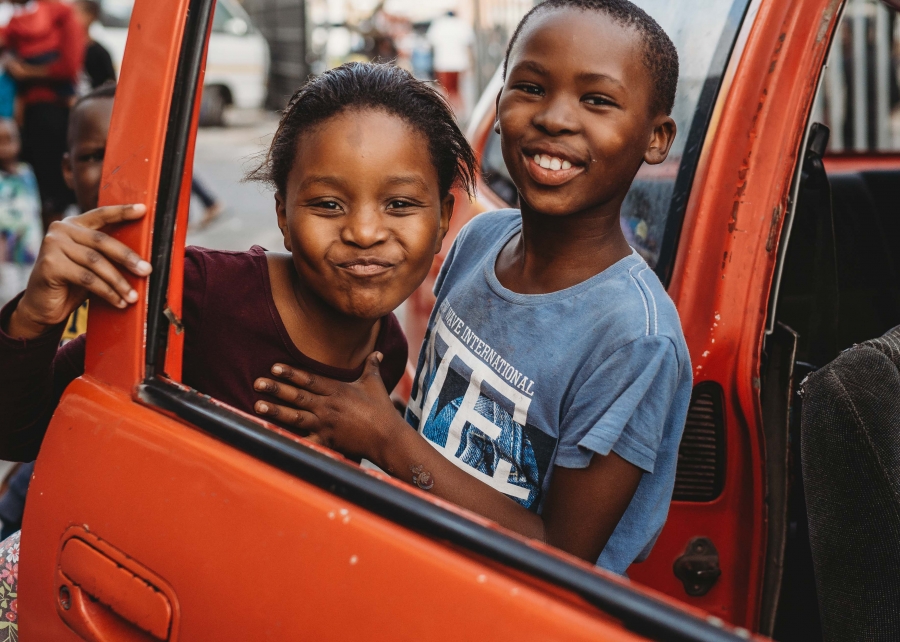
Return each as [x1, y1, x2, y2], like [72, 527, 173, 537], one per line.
[267, 253, 381, 371]
[495, 201, 633, 295]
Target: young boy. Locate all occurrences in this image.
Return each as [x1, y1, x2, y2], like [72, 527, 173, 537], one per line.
[0, 117, 40, 307]
[253, 0, 691, 575]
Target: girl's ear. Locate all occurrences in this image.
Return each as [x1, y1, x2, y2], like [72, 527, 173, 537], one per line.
[644, 116, 677, 166]
[275, 191, 291, 252]
[493, 89, 502, 134]
[437, 192, 455, 253]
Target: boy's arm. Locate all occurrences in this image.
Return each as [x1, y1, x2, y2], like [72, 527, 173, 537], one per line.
[253, 334, 683, 563]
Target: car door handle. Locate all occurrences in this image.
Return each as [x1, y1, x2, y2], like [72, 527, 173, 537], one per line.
[56, 538, 172, 642]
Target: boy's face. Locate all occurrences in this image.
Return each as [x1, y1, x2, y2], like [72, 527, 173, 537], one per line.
[497, 8, 675, 218]
[63, 96, 114, 212]
[0, 121, 20, 170]
[276, 109, 453, 321]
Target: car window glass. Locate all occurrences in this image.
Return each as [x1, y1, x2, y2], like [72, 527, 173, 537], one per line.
[480, 0, 750, 274]
[211, 2, 235, 34]
[813, 1, 900, 152]
[100, 0, 235, 32]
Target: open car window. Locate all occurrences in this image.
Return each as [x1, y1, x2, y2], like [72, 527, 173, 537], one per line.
[481, 0, 752, 283]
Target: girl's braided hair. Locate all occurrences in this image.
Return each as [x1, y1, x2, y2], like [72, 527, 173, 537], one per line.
[247, 62, 477, 199]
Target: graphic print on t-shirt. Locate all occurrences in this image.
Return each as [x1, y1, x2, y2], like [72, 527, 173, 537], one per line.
[407, 301, 556, 509]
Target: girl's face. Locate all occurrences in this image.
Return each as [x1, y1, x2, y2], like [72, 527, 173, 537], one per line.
[276, 109, 453, 320]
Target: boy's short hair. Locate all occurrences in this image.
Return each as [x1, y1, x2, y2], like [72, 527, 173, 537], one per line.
[503, 0, 679, 116]
[67, 82, 116, 149]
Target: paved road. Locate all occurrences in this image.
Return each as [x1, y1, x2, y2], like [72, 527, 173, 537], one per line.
[186, 110, 284, 252]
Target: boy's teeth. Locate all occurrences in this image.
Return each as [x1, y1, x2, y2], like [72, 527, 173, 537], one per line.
[533, 154, 572, 171]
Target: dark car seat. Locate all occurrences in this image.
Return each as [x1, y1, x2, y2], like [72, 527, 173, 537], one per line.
[800, 324, 900, 641]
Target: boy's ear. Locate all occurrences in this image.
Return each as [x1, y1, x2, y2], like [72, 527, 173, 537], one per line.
[61, 152, 74, 190]
[493, 89, 502, 134]
[275, 191, 291, 252]
[644, 116, 677, 166]
[436, 192, 454, 253]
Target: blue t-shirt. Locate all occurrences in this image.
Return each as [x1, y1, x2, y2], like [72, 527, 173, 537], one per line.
[406, 210, 692, 574]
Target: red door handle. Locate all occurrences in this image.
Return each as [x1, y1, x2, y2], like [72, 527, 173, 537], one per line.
[56, 538, 173, 642]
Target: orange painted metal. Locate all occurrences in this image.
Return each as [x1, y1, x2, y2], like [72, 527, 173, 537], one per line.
[25, 379, 654, 640]
[82, 0, 190, 391]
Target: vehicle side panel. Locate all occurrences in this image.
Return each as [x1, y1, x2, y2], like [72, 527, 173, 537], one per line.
[22, 379, 648, 641]
[627, 0, 840, 628]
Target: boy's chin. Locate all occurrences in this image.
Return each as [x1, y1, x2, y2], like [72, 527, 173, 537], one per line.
[333, 296, 399, 322]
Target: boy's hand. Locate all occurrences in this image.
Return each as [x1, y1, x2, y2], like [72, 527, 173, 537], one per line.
[253, 353, 402, 462]
[8, 204, 152, 340]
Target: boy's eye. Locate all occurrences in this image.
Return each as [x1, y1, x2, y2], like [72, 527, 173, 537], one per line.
[77, 150, 105, 163]
[584, 95, 617, 108]
[311, 200, 341, 210]
[387, 199, 417, 210]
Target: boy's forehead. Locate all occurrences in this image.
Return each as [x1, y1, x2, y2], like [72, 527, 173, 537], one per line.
[507, 8, 647, 83]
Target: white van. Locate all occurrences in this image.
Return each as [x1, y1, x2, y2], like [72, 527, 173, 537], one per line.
[94, 0, 270, 125]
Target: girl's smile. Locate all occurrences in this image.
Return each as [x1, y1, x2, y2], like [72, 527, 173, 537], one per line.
[276, 108, 452, 321]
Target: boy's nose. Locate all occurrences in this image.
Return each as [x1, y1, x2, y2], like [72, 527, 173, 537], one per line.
[341, 208, 390, 248]
[533, 96, 579, 135]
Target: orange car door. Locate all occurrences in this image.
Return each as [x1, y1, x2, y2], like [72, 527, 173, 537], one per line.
[17, 1, 758, 641]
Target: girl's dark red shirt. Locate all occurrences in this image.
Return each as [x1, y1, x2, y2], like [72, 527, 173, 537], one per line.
[0, 245, 408, 461]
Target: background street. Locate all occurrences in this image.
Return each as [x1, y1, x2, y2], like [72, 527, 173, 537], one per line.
[186, 109, 282, 252]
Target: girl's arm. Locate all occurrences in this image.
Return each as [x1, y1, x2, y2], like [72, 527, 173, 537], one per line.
[254, 356, 643, 562]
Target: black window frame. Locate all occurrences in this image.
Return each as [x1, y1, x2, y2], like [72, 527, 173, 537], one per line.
[137, 2, 750, 640]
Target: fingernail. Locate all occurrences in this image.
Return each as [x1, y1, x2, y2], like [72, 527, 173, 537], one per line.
[136, 260, 152, 274]
[257, 402, 269, 413]
[126, 289, 138, 302]
[117, 299, 127, 308]
[375, 352, 383, 363]
[255, 380, 265, 390]
[272, 365, 283, 375]
[131, 203, 147, 213]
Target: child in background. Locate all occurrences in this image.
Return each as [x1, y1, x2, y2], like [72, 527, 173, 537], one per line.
[251, 0, 692, 575]
[0, 0, 84, 229]
[0, 117, 40, 307]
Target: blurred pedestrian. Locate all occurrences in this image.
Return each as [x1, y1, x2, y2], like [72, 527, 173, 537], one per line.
[1, 0, 85, 231]
[0, 117, 41, 307]
[426, 10, 473, 112]
[73, 0, 115, 90]
[192, 175, 224, 228]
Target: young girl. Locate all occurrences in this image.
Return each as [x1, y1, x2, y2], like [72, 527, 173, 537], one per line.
[0, 63, 477, 463]
[249, 0, 692, 575]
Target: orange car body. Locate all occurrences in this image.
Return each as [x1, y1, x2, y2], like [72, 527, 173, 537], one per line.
[16, 0, 880, 639]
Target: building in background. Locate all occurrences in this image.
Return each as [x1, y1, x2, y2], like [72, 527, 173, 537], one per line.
[239, 0, 308, 109]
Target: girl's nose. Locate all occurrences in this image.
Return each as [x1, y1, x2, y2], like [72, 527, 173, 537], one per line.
[341, 208, 390, 248]
[533, 95, 579, 136]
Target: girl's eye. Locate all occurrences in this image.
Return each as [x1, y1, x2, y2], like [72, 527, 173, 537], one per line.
[514, 83, 543, 96]
[312, 200, 341, 210]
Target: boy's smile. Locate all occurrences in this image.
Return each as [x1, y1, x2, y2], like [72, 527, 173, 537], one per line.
[497, 8, 675, 219]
